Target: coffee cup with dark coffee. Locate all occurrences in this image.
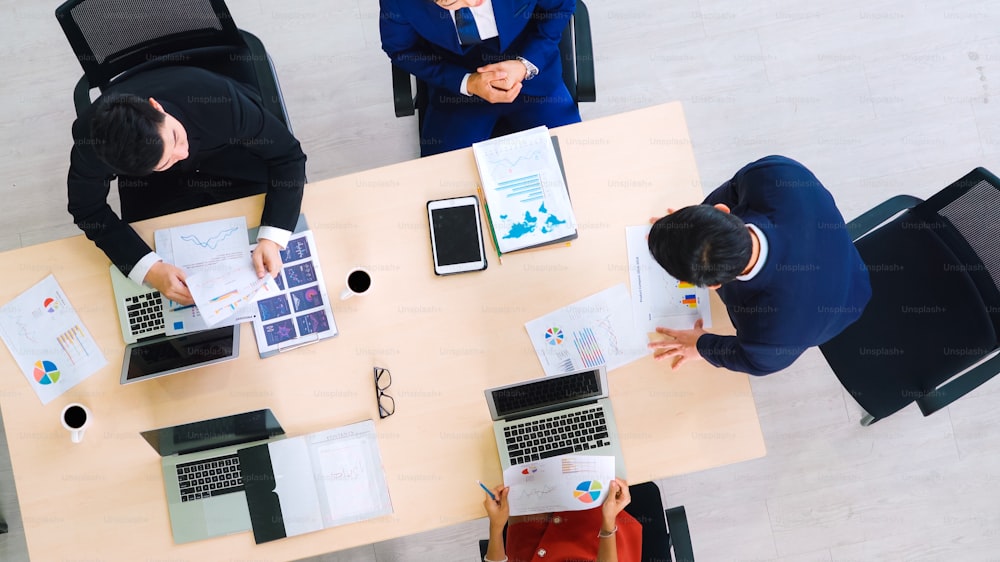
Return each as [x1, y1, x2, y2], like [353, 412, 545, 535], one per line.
[61, 403, 91, 443]
[340, 268, 372, 300]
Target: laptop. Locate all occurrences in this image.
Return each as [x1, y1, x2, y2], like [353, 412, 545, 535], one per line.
[110, 265, 241, 385]
[484, 366, 627, 477]
[110, 264, 166, 344]
[140, 409, 286, 544]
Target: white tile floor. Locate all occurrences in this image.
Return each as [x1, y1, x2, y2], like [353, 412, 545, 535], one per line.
[1, 0, 1000, 560]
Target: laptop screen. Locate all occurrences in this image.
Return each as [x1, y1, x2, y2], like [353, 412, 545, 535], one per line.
[122, 325, 239, 384]
[141, 409, 284, 457]
[490, 368, 603, 419]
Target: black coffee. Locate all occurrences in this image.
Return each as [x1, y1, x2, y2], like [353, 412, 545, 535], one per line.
[64, 405, 87, 428]
[347, 270, 372, 293]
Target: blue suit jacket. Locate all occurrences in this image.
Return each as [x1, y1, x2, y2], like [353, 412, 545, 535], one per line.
[379, 0, 574, 97]
[695, 156, 872, 376]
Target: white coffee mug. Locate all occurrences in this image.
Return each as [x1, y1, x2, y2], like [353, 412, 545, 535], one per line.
[61, 403, 91, 443]
[339, 268, 372, 300]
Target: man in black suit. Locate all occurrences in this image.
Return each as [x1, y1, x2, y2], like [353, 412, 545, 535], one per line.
[68, 66, 306, 305]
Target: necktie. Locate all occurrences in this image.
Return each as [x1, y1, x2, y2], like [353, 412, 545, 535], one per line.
[454, 7, 482, 46]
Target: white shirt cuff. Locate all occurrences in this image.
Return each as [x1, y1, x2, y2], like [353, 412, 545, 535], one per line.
[130, 252, 164, 286]
[460, 73, 472, 96]
[257, 226, 292, 249]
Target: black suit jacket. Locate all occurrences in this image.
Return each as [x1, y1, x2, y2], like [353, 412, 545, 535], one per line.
[67, 66, 306, 275]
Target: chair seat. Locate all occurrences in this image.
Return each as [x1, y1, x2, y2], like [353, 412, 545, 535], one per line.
[820, 210, 998, 419]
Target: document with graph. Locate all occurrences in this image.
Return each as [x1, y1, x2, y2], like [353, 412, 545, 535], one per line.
[625, 225, 712, 333]
[504, 455, 615, 516]
[524, 284, 647, 376]
[472, 126, 577, 254]
[154, 217, 277, 330]
[250, 229, 338, 358]
[0, 275, 107, 404]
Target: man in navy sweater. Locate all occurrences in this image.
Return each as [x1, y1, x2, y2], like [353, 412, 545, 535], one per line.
[646, 155, 872, 376]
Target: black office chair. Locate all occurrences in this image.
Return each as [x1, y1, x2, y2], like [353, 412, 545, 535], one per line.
[477, 482, 694, 562]
[55, 0, 291, 128]
[820, 167, 1000, 426]
[391, 0, 595, 136]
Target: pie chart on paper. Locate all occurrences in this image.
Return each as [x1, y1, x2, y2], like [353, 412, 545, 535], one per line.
[544, 327, 564, 345]
[33, 360, 60, 385]
[573, 480, 602, 503]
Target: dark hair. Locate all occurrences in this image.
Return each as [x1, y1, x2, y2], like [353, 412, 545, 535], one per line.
[647, 205, 752, 287]
[90, 94, 165, 176]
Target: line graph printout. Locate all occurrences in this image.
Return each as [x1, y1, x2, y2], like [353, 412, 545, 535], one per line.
[155, 217, 275, 330]
[503, 455, 614, 515]
[625, 225, 712, 333]
[473, 126, 577, 253]
[525, 284, 647, 376]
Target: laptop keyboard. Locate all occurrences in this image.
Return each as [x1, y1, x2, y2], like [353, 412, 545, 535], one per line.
[504, 406, 610, 466]
[176, 454, 244, 502]
[125, 291, 164, 336]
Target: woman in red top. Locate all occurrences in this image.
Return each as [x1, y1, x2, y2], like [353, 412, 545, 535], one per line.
[483, 478, 643, 562]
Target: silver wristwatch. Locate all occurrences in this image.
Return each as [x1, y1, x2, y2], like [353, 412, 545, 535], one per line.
[516, 56, 539, 80]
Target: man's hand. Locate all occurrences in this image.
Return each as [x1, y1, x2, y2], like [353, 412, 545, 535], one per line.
[649, 319, 707, 370]
[600, 478, 630, 531]
[649, 208, 676, 224]
[253, 239, 282, 279]
[482, 485, 510, 531]
[467, 70, 523, 103]
[478, 60, 528, 91]
[145, 261, 193, 306]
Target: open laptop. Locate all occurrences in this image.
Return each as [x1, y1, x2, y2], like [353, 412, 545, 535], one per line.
[140, 409, 286, 544]
[484, 366, 627, 477]
[110, 264, 166, 344]
[110, 265, 240, 384]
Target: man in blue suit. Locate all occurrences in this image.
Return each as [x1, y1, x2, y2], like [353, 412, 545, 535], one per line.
[380, 0, 581, 156]
[646, 156, 872, 376]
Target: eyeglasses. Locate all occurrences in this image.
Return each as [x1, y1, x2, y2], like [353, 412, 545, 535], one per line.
[374, 367, 395, 419]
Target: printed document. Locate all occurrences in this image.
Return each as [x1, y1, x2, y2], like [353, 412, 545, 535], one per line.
[0, 275, 107, 404]
[504, 455, 615, 516]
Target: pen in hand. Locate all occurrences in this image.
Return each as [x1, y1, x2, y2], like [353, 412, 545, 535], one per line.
[478, 480, 497, 501]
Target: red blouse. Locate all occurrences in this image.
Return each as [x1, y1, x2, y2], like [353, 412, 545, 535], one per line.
[504, 507, 643, 562]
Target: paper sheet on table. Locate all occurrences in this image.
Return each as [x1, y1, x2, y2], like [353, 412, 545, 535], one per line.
[186, 267, 277, 327]
[154, 217, 270, 329]
[504, 455, 615, 516]
[525, 284, 647, 376]
[625, 225, 712, 333]
[0, 275, 107, 404]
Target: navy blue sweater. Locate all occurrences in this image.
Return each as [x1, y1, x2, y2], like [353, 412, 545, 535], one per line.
[696, 156, 872, 375]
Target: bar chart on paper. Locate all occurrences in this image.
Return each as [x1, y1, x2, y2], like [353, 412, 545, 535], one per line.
[525, 284, 647, 376]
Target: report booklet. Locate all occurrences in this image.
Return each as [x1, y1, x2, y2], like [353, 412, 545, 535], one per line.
[472, 126, 578, 254]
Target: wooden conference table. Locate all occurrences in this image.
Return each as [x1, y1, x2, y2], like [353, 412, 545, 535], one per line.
[0, 103, 764, 561]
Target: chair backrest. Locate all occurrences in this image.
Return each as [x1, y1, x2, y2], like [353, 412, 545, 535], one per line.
[55, 0, 245, 89]
[821, 168, 1000, 420]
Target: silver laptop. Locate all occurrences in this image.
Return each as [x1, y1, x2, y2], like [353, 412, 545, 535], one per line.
[140, 409, 286, 544]
[484, 366, 626, 477]
[110, 264, 166, 344]
[120, 324, 240, 385]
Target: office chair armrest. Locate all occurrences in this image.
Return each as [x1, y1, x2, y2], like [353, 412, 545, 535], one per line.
[573, 1, 595, 103]
[916, 349, 1000, 416]
[392, 64, 415, 117]
[73, 75, 92, 119]
[665, 506, 694, 562]
[239, 31, 293, 133]
[846, 194, 923, 242]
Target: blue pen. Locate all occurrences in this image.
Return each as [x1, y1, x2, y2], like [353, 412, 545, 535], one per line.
[477, 480, 497, 501]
